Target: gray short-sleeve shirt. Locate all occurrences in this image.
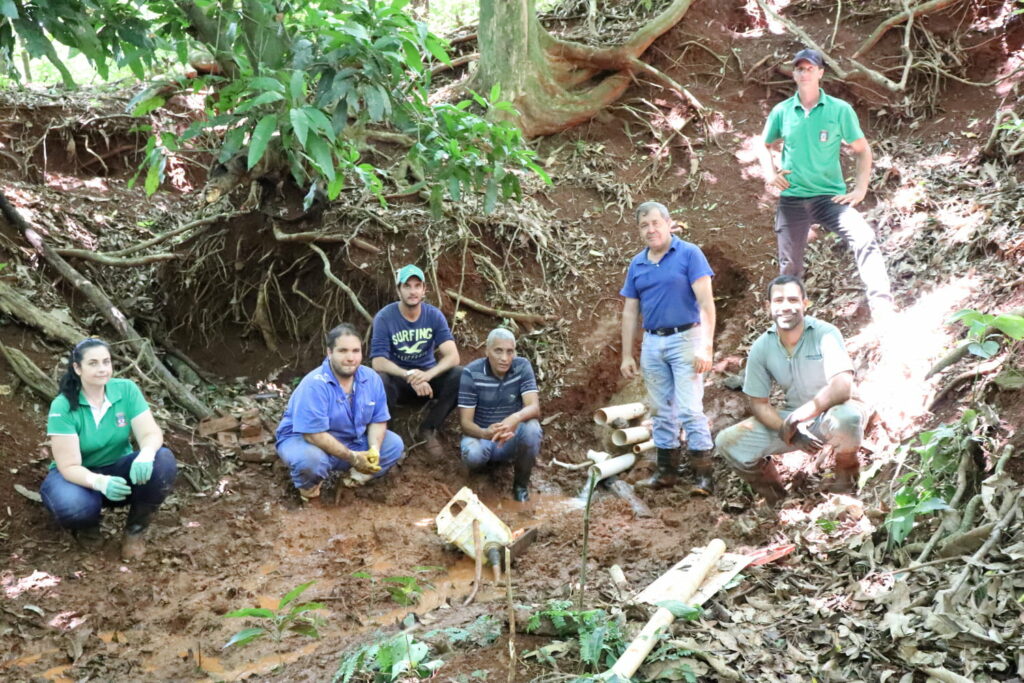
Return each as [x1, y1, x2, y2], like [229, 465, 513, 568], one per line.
[743, 316, 853, 410]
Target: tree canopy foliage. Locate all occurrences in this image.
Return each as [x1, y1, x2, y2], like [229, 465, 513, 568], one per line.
[0, 0, 548, 211]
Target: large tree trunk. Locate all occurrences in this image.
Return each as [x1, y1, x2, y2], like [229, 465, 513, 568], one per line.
[472, 0, 696, 137]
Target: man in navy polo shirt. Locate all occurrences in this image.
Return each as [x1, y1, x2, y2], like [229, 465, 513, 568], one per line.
[620, 201, 717, 494]
[753, 48, 893, 320]
[276, 323, 404, 500]
[458, 328, 542, 501]
[371, 264, 462, 458]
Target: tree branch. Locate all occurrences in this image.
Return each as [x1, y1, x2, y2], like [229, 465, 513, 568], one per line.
[853, 0, 961, 58]
[444, 289, 555, 324]
[0, 280, 85, 345]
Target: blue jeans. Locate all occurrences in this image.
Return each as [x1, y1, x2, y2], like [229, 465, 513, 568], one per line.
[276, 430, 404, 490]
[40, 448, 177, 531]
[641, 328, 712, 451]
[715, 402, 866, 471]
[460, 419, 543, 470]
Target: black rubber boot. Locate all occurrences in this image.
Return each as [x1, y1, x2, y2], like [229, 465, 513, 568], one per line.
[738, 458, 787, 504]
[638, 448, 679, 489]
[512, 452, 533, 502]
[688, 449, 715, 496]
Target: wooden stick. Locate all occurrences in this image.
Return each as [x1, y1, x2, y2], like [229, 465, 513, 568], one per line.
[444, 289, 555, 324]
[608, 539, 727, 679]
[22, 227, 213, 419]
[464, 519, 483, 606]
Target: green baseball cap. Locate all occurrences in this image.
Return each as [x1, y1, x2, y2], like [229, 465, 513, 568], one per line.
[396, 264, 425, 284]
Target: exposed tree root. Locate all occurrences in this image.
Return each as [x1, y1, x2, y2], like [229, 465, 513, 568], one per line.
[0, 280, 85, 345]
[20, 224, 213, 419]
[444, 288, 555, 325]
[0, 341, 57, 399]
[308, 243, 374, 326]
[854, 0, 962, 58]
[470, 0, 702, 137]
[54, 248, 180, 266]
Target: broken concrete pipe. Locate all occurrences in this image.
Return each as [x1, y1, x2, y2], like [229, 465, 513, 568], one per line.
[593, 402, 646, 425]
[632, 440, 655, 455]
[611, 426, 652, 447]
[590, 454, 637, 482]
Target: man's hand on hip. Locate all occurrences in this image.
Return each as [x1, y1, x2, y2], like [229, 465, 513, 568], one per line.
[833, 188, 866, 206]
[767, 169, 791, 191]
[620, 356, 638, 380]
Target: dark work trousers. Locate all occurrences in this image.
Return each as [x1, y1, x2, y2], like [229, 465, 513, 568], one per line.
[378, 366, 463, 433]
[775, 195, 893, 313]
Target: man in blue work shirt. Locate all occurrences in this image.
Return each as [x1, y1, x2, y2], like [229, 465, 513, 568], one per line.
[620, 201, 717, 494]
[276, 323, 405, 500]
[715, 276, 867, 503]
[753, 48, 893, 320]
[458, 328, 542, 501]
[371, 264, 462, 458]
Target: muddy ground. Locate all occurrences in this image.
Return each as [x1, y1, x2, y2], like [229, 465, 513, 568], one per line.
[2, 1, 1024, 681]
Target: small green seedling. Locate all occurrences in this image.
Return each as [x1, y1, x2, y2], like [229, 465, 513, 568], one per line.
[224, 581, 325, 649]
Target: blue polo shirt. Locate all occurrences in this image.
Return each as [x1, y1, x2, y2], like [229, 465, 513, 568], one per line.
[275, 360, 390, 449]
[458, 356, 539, 429]
[620, 236, 714, 331]
[762, 89, 865, 197]
[370, 302, 454, 371]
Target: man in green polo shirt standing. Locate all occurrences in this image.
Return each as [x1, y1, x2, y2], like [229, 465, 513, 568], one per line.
[715, 276, 867, 503]
[754, 48, 893, 320]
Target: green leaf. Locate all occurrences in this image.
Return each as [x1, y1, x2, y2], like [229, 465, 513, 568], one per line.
[224, 627, 266, 649]
[424, 34, 450, 64]
[236, 91, 284, 113]
[364, 85, 387, 122]
[655, 601, 702, 620]
[290, 108, 310, 147]
[306, 136, 336, 182]
[0, 0, 18, 19]
[303, 107, 335, 141]
[483, 176, 498, 214]
[289, 69, 306, 102]
[224, 607, 276, 619]
[248, 114, 278, 170]
[249, 76, 286, 93]
[914, 497, 951, 514]
[131, 96, 165, 117]
[279, 581, 315, 610]
[991, 314, 1024, 340]
[144, 162, 161, 196]
[288, 623, 321, 639]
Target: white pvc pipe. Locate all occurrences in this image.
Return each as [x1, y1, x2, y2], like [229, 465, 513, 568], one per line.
[590, 454, 637, 481]
[612, 426, 651, 447]
[632, 440, 655, 455]
[586, 450, 614, 465]
[593, 402, 646, 425]
[608, 539, 727, 679]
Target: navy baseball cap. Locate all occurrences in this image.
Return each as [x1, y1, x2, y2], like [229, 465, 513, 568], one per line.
[793, 48, 824, 68]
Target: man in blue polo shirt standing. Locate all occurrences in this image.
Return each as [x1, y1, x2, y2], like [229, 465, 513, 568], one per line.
[458, 328, 542, 501]
[276, 323, 404, 500]
[371, 264, 462, 458]
[754, 48, 893, 320]
[621, 201, 717, 494]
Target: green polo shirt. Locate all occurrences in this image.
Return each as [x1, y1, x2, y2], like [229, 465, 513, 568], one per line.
[743, 316, 854, 411]
[46, 378, 150, 469]
[762, 89, 865, 197]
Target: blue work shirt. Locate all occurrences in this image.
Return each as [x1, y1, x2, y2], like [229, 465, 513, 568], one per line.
[370, 302, 455, 371]
[458, 356, 539, 429]
[276, 360, 390, 450]
[620, 236, 714, 330]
